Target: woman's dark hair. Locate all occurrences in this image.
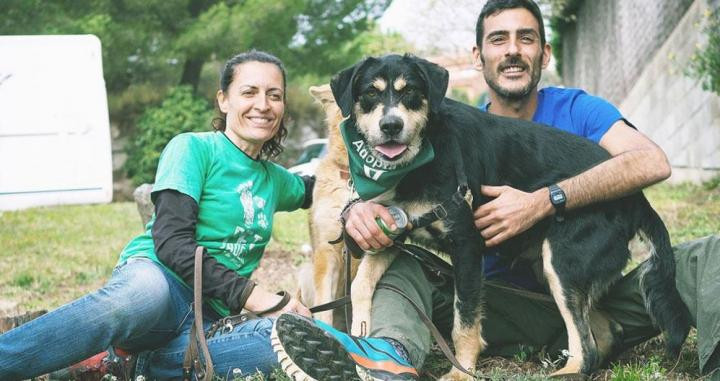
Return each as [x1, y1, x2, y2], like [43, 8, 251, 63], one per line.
[475, 0, 546, 48]
[212, 49, 288, 159]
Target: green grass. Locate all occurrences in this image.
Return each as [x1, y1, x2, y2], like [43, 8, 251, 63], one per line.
[0, 181, 717, 380]
[610, 355, 667, 381]
[0, 204, 312, 312]
[0, 202, 143, 310]
[269, 209, 311, 258]
[644, 182, 720, 245]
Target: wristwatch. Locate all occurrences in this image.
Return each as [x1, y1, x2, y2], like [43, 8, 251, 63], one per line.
[548, 184, 566, 222]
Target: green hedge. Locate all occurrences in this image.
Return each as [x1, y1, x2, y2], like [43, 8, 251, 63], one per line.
[546, 0, 582, 77]
[688, 8, 720, 96]
[125, 86, 215, 185]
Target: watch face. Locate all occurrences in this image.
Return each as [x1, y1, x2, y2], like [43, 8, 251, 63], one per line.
[550, 186, 566, 206]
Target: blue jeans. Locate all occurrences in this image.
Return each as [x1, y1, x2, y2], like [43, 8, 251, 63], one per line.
[0, 258, 278, 380]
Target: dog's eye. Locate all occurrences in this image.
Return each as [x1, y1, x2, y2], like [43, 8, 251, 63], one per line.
[404, 88, 416, 96]
[366, 89, 379, 98]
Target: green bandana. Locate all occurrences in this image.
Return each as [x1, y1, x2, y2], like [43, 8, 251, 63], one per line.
[340, 120, 435, 199]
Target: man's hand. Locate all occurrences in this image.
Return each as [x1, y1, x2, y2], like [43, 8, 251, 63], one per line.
[344, 201, 395, 251]
[473, 185, 553, 247]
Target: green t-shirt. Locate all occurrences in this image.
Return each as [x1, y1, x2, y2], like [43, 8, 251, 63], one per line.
[119, 131, 305, 315]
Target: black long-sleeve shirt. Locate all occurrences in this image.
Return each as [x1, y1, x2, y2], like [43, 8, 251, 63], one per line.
[150, 175, 314, 313]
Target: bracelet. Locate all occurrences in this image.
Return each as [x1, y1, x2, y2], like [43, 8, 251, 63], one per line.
[339, 197, 362, 227]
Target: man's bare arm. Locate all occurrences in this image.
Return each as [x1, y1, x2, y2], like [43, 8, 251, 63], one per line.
[474, 120, 671, 246]
[558, 120, 671, 209]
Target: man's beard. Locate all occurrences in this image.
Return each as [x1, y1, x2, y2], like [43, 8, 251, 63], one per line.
[484, 55, 543, 101]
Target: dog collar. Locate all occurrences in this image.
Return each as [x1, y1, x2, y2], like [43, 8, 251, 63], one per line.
[340, 120, 434, 200]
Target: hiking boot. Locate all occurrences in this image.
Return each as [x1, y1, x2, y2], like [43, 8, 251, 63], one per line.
[271, 313, 418, 381]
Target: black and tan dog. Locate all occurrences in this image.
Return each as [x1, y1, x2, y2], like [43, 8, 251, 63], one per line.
[332, 54, 691, 379]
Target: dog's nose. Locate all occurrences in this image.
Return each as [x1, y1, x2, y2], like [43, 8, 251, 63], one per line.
[380, 115, 403, 136]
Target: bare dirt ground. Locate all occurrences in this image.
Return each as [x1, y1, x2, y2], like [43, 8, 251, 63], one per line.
[251, 248, 305, 296]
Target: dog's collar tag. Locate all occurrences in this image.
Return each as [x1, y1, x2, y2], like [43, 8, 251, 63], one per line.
[462, 186, 473, 208]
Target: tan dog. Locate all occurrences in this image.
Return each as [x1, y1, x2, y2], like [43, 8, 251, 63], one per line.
[299, 85, 359, 328]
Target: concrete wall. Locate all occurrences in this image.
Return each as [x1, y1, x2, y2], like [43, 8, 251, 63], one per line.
[561, 0, 694, 104]
[561, 0, 720, 182]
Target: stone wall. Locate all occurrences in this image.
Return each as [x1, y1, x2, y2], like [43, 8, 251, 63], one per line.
[561, 0, 694, 104]
[561, 0, 720, 182]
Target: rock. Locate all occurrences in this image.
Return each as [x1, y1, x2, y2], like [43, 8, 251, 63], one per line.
[0, 299, 18, 317]
[133, 183, 154, 228]
[0, 309, 47, 334]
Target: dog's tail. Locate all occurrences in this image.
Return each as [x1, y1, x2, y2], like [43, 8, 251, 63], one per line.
[635, 196, 692, 358]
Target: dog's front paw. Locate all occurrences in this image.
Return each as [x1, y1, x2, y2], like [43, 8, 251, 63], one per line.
[550, 364, 587, 379]
[438, 368, 476, 381]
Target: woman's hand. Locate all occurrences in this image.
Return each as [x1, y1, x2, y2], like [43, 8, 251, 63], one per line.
[343, 201, 395, 251]
[273, 296, 311, 318]
[245, 286, 311, 318]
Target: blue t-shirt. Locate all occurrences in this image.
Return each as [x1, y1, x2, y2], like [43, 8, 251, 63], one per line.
[480, 87, 624, 289]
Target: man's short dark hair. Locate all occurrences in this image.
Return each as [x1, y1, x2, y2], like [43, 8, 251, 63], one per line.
[475, 0, 546, 48]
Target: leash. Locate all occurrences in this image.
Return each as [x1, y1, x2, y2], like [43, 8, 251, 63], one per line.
[182, 246, 214, 381]
[305, 245, 354, 333]
[376, 282, 475, 378]
[309, 241, 474, 378]
[182, 246, 291, 381]
[410, 134, 473, 230]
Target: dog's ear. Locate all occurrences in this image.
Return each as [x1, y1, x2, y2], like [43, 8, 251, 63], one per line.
[409, 55, 449, 115]
[330, 57, 376, 118]
[309, 84, 334, 105]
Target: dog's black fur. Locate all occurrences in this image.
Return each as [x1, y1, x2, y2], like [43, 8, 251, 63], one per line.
[331, 54, 691, 375]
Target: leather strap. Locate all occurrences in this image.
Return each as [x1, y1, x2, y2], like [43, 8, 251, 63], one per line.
[410, 134, 473, 230]
[248, 291, 291, 317]
[309, 295, 352, 314]
[305, 245, 475, 378]
[344, 246, 353, 332]
[376, 282, 476, 378]
[409, 186, 471, 230]
[393, 242, 454, 279]
[182, 246, 214, 381]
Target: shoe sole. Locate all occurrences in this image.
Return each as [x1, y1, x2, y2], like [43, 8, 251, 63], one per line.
[271, 314, 362, 381]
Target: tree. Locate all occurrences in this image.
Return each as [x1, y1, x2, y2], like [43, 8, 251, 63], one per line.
[1, 0, 390, 92]
[1, 0, 403, 183]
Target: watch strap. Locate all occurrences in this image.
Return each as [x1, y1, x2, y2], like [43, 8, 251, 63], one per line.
[548, 184, 566, 222]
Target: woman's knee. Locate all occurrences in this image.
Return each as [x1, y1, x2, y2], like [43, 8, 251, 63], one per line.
[99, 259, 172, 318]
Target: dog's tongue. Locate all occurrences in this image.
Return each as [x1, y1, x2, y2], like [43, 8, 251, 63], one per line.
[375, 143, 408, 159]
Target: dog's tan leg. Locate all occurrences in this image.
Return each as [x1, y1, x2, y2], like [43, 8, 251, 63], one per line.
[350, 250, 398, 336]
[438, 295, 485, 381]
[542, 240, 596, 376]
[312, 242, 343, 326]
[296, 262, 315, 308]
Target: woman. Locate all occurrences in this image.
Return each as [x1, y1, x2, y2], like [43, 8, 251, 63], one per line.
[0, 50, 312, 380]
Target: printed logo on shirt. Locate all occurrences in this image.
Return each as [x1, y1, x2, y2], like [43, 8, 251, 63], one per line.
[220, 180, 268, 262]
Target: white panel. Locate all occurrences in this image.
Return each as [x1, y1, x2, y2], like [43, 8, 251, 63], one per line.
[0, 35, 113, 210]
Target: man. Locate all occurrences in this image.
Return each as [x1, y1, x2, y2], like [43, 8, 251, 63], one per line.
[274, 0, 720, 379]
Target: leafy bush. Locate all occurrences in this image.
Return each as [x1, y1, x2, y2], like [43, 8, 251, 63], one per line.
[125, 86, 215, 185]
[688, 9, 720, 95]
[704, 175, 720, 190]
